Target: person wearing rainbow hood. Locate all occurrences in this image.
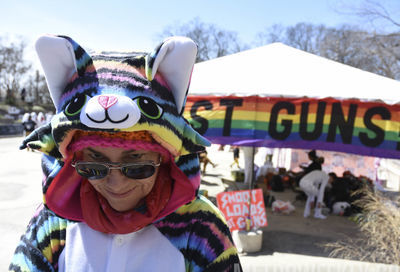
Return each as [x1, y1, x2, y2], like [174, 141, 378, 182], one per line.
[9, 35, 241, 271]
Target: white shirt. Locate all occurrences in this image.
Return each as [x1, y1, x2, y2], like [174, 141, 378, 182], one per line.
[299, 170, 329, 203]
[58, 223, 185, 272]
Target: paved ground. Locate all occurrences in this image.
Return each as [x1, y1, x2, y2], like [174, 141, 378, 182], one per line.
[198, 145, 364, 269]
[0, 136, 43, 271]
[0, 136, 373, 271]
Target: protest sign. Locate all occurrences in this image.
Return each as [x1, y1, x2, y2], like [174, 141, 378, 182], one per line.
[185, 95, 400, 159]
[216, 189, 268, 231]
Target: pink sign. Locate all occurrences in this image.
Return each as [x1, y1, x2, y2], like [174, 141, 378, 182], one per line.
[216, 189, 268, 231]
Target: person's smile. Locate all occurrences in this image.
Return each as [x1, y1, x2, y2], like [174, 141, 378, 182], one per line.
[78, 146, 161, 212]
[104, 186, 137, 199]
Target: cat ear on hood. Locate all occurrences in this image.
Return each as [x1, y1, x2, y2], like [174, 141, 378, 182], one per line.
[146, 37, 197, 115]
[35, 35, 93, 111]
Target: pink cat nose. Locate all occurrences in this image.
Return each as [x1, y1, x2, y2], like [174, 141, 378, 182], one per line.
[98, 95, 118, 109]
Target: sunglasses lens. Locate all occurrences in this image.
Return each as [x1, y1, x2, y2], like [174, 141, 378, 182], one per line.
[122, 165, 156, 179]
[75, 163, 108, 180]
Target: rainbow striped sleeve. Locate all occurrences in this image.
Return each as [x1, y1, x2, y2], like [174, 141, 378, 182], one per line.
[9, 205, 69, 272]
[155, 196, 242, 272]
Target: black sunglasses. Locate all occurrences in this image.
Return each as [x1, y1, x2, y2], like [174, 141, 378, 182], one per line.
[71, 159, 161, 180]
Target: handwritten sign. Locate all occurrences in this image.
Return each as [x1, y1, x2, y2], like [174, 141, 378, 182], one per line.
[216, 189, 268, 231]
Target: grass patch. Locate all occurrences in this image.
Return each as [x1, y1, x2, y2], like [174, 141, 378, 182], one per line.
[325, 187, 400, 265]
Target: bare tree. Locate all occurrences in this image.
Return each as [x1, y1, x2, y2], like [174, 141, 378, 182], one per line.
[285, 23, 328, 54]
[332, 0, 400, 79]
[24, 70, 51, 105]
[254, 24, 286, 45]
[350, 0, 400, 29]
[352, 1, 400, 79]
[158, 17, 247, 62]
[0, 37, 31, 105]
[320, 26, 371, 67]
[255, 21, 400, 80]
[255, 23, 327, 54]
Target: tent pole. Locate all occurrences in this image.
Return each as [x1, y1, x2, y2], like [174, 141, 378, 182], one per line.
[249, 146, 255, 190]
[245, 146, 256, 231]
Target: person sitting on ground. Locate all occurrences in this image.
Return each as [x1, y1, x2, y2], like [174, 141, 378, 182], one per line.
[324, 172, 351, 212]
[9, 35, 241, 271]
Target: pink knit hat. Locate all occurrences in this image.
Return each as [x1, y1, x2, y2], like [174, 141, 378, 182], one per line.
[67, 130, 171, 163]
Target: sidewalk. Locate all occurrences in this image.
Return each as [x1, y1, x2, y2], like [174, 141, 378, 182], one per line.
[0, 137, 43, 271]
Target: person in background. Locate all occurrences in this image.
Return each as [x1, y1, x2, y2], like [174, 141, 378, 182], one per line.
[30, 111, 38, 128]
[21, 112, 30, 125]
[45, 112, 53, 123]
[198, 150, 217, 174]
[230, 146, 240, 168]
[324, 172, 351, 212]
[256, 154, 276, 181]
[301, 149, 322, 175]
[9, 35, 241, 271]
[299, 167, 332, 219]
[36, 112, 47, 127]
[21, 114, 36, 152]
[293, 150, 323, 187]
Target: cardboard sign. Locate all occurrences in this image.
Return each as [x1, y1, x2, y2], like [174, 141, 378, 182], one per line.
[216, 189, 268, 231]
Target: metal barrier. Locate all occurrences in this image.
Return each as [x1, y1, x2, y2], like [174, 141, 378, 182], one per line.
[0, 124, 24, 136]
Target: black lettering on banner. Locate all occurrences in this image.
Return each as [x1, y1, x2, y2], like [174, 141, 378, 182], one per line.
[300, 101, 327, 140]
[327, 102, 357, 144]
[220, 98, 243, 136]
[359, 106, 391, 147]
[269, 101, 295, 140]
[190, 100, 212, 135]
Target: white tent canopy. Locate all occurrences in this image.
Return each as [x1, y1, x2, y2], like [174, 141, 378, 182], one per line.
[189, 43, 400, 105]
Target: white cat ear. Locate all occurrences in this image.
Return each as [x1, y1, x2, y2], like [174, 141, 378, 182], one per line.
[35, 35, 90, 111]
[146, 37, 197, 114]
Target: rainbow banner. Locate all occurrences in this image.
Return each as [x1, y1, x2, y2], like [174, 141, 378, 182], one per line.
[184, 95, 400, 159]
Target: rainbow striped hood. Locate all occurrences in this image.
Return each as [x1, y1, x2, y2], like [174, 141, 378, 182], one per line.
[20, 35, 211, 223]
[11, 37, 242, 271]
[22, 35, 209, 158]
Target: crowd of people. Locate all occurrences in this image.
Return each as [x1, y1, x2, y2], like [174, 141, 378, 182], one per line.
[21, 111, 53, 133]
[196, 143, 374, 221]
[296, 151, 372, 218]
[253, 149, 373, 219]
